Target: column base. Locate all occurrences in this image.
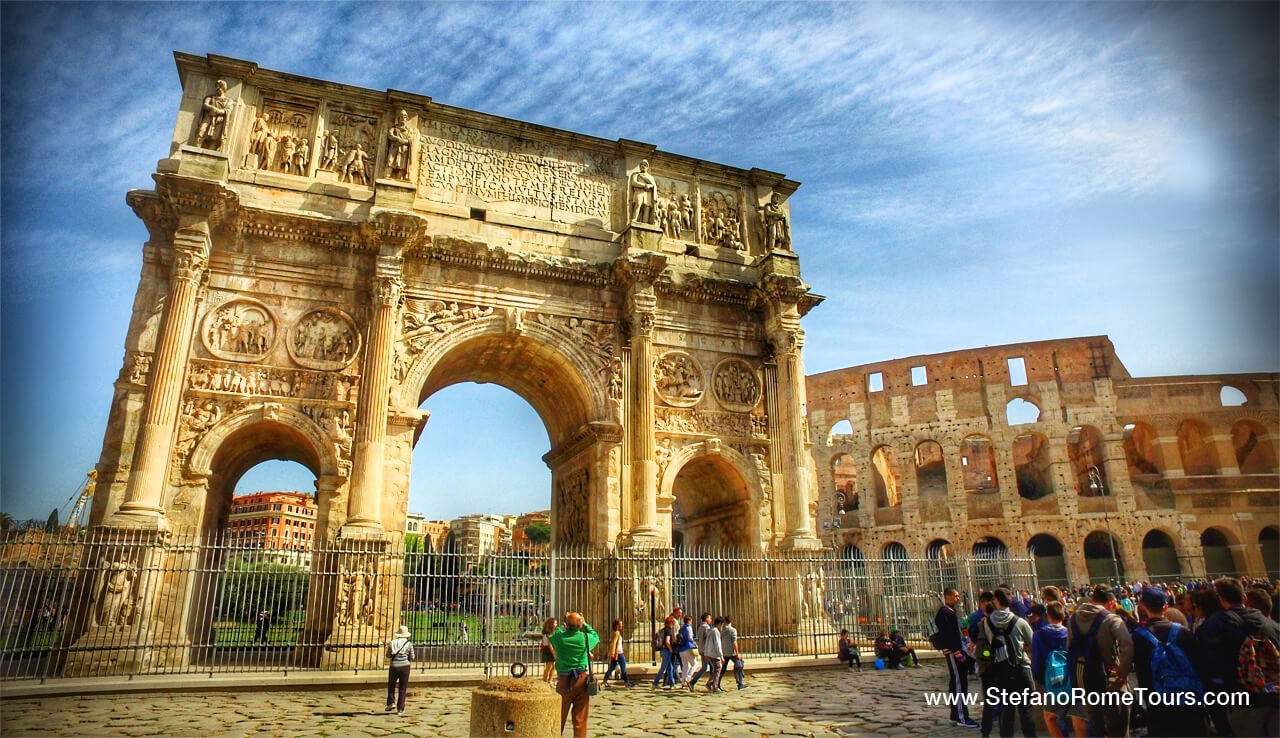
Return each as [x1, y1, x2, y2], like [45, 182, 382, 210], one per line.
[621, 527, 668, 549]
[338, 520, 386, 540]
[778, 532, 823, 551]
[319, 625, 388, 671]
[101, 508, 170, 532]
[63, 626, 158, 676]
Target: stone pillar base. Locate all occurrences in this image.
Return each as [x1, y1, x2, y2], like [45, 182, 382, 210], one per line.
[319, 625, 387, 671]
[470, 678, 560, 738]
[63, 626, 158, 676]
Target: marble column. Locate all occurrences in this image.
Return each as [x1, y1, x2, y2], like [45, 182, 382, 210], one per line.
[343, 271, 402, 535]
[109, 223, 210, 529]
[773, 327, 820, 548]
[626, 289, 662, 542]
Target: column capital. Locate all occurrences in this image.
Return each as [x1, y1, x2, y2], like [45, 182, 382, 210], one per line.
[360, 209, 430, 253]
[155, 174, 239, 226]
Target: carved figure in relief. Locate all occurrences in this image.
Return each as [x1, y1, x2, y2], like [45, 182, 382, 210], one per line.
[197, 80, 231, 150]
[655, 353, 704, 404]
[294, 140, 310, 174]
[655, 437, 673, 471]
[94, 560, 136, 628]
[280, 136, 298, 174]
[341, 143, 369, 185]
[293, 312, 357, 364]
[176, 398, 222, 457]
[319, 130, 340, 171]
[629, 160, 658, 224]
[605, 357, 624, 401]
[633, 570, 665, 619]
[261, 132, 278, 172]
[126, 353, 152, 385]
[714, 362, 760, 409]
[206, 302, 273, 357]
[384, 110, 413, 181]
[760, 192, 791, 251]
[245, 112, 271, 168]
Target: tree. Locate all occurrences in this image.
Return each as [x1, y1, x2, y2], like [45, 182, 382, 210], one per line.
[45, 508, 60, 532]
[524, 523, 551, 545]
[217, 557, 310, 620]
[0, 512, 14, 531]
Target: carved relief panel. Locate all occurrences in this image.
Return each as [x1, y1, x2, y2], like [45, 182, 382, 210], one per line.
[653, 174, 695, 240]
[555, 467, 590, 544]
[289, 308, 361, 370]
[318, 107, 380, 185]
[654, 350, 705, 407]
[418, 120, 615, 224]
[91, 554, 141, 629]
[243, 97, 316, 174]
[712, 359, 762, 412]
[394, 298, 495, 381]
[201, 299, 277, 362]
[700, 184, 747, 251]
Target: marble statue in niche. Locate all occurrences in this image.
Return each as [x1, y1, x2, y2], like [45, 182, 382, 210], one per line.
[384, 110, 413, 181]
[760, 192, 792, 251]
[93, 560, 137, 628]
[341, 143, 370, 185]
[629, 160, 658, 224]
[197, 80, 231, 151]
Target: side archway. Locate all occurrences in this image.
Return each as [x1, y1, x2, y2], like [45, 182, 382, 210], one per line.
[1200, 527, 1241, 577]
[1141, 529, 1181, 581]
[659, 441, 766, 550]
[1028, 533, 1067, 586]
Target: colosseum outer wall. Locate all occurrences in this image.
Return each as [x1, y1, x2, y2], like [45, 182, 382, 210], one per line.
[806, 335, 1280, 586]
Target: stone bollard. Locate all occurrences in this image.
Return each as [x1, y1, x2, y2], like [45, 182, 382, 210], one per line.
[469, 677, 560, 737]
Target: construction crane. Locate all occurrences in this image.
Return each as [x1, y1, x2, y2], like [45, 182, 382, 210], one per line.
[64, 470, 97, 532]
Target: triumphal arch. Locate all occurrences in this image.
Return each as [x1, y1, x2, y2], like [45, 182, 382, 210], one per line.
[66, 53, 824, 671]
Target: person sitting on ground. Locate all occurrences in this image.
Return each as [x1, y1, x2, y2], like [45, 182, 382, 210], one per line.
[888, 627, 918, 668]
[838, 628, 862, 670]
[875, 627, 903, 669]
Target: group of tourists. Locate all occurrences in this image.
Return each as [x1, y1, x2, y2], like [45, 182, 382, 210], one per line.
[650, 606, 746, 693]
[932, 577, 1280, 737]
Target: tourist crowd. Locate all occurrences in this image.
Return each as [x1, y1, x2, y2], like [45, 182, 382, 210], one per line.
[931, 576, 1280, 737]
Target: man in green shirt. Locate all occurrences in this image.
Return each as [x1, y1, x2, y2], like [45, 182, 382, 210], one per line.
[548, 612, 599, 738]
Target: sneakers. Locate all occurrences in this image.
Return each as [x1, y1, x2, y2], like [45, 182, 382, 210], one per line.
[397, 710, 405, 716]
[955, 719, 979, 728]
[385, 704, 394, 712]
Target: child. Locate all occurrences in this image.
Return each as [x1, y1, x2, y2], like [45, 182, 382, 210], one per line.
[838, 628, 862, 670]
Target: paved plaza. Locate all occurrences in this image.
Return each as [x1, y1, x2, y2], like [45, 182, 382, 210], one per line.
[1, 662, 979, 737]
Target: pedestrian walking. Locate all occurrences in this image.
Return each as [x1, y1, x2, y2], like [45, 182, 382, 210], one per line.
[975, 587, 1037, 737]
[720, 615, 747, 689]
[677, 614, 698, 686]
[254, 610, 272, 644]
[602, 619, 629, 687]
[549, 611, 599, 738]
[689, 612, 715, 690]
[651, 616, 678, 689]
[455, 619, 469, 644]
[385, 624, 414, 716]
[1065, 585, 1133, 738]
[540, 617, 558, 683]
[934, 587, 977, 728]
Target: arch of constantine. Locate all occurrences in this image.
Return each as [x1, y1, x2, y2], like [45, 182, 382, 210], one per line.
[61, 53, 825, 674]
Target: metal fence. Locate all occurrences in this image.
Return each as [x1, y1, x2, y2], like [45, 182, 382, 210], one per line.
[0, 529, 1037, 682]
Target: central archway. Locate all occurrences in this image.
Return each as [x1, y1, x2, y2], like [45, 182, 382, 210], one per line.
[397, 323, 619, 546]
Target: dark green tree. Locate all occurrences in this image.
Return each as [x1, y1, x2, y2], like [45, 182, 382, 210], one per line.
[44, 509, 60, 532]
[524, 523, 551, 545]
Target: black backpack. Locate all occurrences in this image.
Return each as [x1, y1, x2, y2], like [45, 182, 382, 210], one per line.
[981, 616, 1018, 667]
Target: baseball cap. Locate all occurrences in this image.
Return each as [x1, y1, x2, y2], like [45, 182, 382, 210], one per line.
[1140, 587, 1168, 610]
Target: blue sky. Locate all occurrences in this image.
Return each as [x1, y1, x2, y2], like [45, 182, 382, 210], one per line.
[2, 2, 1276, 524]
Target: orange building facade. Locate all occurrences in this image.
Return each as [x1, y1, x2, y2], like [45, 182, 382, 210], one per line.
[227, 491, 318, 564]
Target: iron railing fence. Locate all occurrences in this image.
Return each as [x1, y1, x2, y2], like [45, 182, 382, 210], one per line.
[0, 529, 1038, 682]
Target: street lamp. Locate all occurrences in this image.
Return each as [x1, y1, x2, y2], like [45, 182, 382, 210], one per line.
[1087, 464, 1120, 582]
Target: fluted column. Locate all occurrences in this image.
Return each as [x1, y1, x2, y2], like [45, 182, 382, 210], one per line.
[774, 328, 820, 548]
[627, 290, 662, 541]
[344, 271, 402, 534]
[110, 223, 210, 529]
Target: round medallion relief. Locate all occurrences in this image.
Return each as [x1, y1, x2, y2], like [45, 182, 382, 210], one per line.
[288, 308, 361, 370]
[201, 298, 277, 362]
[712, 358, 761, 412]
[654, 350, 705, 407]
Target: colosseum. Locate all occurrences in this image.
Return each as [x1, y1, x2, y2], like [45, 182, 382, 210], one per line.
[806, 335, 1279, 586]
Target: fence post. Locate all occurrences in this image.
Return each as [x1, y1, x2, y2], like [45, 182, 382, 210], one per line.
[763, 557, 773, 661]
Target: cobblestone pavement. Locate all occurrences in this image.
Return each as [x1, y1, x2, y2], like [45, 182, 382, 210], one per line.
[1, 662, 980, 737]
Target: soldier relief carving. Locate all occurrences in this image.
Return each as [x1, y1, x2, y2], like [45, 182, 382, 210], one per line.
[701, 189, 746, 251]
[654, 351, 704, 407]
[383, 110, 414, 181]
[556, 468, 589, 544]
[289, 309, 360, 370]
[243, 102, 312, 175]
[196, 79, 231, 151]
[337, 558, 376, 627]
[713, 359, 762, 412]
[202, 299, 276, 362]
[92, 559, 138, 628]
[395, 299, 495, 380]
[188, 359, 358, 402]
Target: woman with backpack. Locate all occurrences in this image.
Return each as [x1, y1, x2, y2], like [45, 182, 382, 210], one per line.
[1031, 602, 1074, 738]
[385, 624, 415, 716]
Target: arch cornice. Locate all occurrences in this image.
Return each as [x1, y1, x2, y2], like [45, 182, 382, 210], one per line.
[186, 401, 341, 480]
[393, 312, 613, 431]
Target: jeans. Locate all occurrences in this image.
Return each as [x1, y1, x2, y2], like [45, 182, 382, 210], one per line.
[604, 653, 628, 683]
[652, 649, 675, 687]
[726, 654, 745, 688]
[995, 665, 1037, 737]
[690, 654, 712, 686]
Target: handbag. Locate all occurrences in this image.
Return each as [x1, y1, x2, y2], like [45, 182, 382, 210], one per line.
[582, 631, 599, 696]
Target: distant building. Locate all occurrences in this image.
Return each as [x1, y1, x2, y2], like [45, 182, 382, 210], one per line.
[406, 513, 449, 551]
[449, 514, 507, 558]
[227, 491, 316, 565]
[512, 510, 551, 550]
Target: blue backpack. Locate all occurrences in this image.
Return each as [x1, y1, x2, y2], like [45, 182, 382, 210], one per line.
[1134, 623, 1203, 697]
[1045, 649, 1071, 700]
